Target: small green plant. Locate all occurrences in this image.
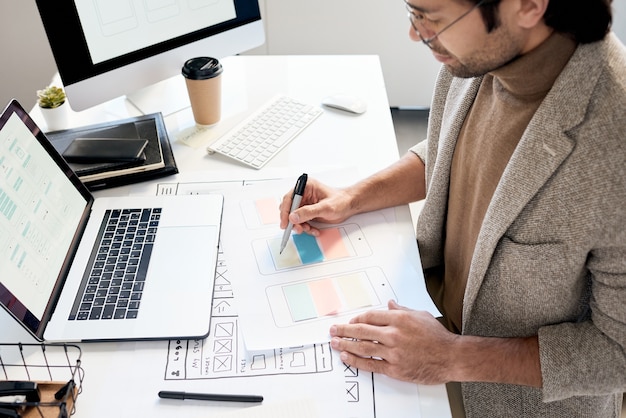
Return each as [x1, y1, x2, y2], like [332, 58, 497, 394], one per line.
[37, 86, 66, 109]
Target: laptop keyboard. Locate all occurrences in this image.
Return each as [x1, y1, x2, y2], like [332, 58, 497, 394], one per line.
[69, 208, 161, 321]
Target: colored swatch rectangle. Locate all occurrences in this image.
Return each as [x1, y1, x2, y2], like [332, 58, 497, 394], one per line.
[271, 238, 300, 269]
[308, 278, 341, 317]
[283, 282, 317, 322]
[282, 272, 378, 322]
[268, 227, 351, 271]
[316, 227, 350, 260]
[337, 274, 375, 309]
[292, 233, 324, 264]
[255, 197, 280, 225]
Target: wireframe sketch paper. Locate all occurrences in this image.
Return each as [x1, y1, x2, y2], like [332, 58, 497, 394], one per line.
[218, 182, 437, 350]
[148, 175, 430, 417]
[1, 173, 447, 418]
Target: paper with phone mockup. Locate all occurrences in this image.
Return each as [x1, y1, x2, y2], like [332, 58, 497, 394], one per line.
[219, 182, 436, 350]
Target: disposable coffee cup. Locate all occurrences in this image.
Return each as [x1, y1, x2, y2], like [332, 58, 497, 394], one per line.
[182, 57, 223, 126]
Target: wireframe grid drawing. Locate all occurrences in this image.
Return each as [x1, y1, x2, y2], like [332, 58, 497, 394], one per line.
[156, 180, 379, 416]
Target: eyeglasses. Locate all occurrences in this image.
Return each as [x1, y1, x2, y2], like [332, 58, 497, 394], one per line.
[406, 0, 487, 49]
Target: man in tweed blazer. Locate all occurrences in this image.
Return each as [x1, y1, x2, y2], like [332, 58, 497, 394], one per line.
[279, 0, 625, 416]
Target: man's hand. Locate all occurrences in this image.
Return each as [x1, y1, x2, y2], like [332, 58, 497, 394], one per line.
[278, 152, 428, 236]
[329, 300, 542, 387]
[329, 300, 459, 384]
[279, 177, 355, 236]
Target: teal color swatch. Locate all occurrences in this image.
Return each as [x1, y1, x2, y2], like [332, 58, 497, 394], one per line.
[283, 283, 317, 322]
[292, 233, 324, 264]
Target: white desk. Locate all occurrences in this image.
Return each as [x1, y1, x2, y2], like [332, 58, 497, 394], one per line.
[2, 55, 450, 417]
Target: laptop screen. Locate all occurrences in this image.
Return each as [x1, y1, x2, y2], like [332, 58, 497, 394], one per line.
[0, 100, 92, 335]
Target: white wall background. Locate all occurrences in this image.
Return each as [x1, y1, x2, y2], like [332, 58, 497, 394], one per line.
[250, 0, 441, 108]
[1, 0, 625, 110]
[614, 0, 626, 41]
[1, 0, 58, 109]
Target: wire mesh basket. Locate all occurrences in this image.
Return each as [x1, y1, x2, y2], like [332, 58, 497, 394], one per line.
[0, 343, 84, 418]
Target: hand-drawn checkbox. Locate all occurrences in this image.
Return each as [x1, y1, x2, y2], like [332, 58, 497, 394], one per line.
[346, 381, 360, 402]
[213, 355, 232, 372]
[214, 321, 234, 337]
[343, 363, 359, 377]
[214, 339, 232, 354]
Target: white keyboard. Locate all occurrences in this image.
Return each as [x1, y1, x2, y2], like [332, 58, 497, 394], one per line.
[207, 96, 323, 169]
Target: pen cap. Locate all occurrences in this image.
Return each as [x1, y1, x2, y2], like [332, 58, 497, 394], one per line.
[182, 57, 223, 126]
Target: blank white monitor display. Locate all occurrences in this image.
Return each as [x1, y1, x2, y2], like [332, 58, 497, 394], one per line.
[77, 0, 236, 65]
[35, 0, 265, 113]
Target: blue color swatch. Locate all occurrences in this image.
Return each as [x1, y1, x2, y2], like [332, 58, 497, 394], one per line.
[292, 233, 324, 264]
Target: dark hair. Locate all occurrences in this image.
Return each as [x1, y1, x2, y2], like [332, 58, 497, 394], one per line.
[472, 0, 612, 43]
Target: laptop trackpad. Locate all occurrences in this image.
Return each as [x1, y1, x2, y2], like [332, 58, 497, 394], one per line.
[140, 225, 217, 332]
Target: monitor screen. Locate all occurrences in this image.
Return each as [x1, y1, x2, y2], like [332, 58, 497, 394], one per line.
[35, 0, 264, 113]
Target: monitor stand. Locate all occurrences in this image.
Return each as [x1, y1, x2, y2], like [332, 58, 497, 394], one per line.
[125, 75, 190, 117]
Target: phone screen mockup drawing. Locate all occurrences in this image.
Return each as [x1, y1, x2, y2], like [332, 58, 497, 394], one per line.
[265, 267, 396, 327]
[252, 224, 372, 275]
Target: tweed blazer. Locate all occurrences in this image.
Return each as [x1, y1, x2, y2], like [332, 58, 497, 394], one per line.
[411, 33, 626, 417]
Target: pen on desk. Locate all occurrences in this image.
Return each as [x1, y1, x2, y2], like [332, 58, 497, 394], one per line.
[158, 390, 263, 403]
[279, 173, 308, 254]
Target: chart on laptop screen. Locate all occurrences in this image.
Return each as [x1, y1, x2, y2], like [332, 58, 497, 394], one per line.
[0, 112, 86, 320]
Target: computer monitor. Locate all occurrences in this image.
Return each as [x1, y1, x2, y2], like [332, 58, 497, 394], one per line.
[35, 0, 264, 114]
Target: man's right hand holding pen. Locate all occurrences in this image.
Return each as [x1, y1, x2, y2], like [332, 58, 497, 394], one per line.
[278, 176, 356, 238]
[278, 153, 427, 237]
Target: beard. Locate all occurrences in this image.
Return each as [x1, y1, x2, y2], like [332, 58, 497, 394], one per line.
[433, 24, 524, 78]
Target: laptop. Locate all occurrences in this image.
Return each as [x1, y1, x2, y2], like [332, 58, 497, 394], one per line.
[0, 100, 224, 342]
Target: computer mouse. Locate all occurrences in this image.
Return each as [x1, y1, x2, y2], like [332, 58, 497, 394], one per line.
[321, 94, 367, 114]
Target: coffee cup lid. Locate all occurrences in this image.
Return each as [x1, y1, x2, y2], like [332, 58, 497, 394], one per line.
[182, 57, 223, 80]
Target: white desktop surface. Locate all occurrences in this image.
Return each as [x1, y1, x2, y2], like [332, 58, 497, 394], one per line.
[2, 55, 450, 417]
[35, 55, 401, 184]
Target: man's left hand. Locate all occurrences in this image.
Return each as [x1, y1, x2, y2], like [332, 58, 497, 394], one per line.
[329, 300, 459, 385]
